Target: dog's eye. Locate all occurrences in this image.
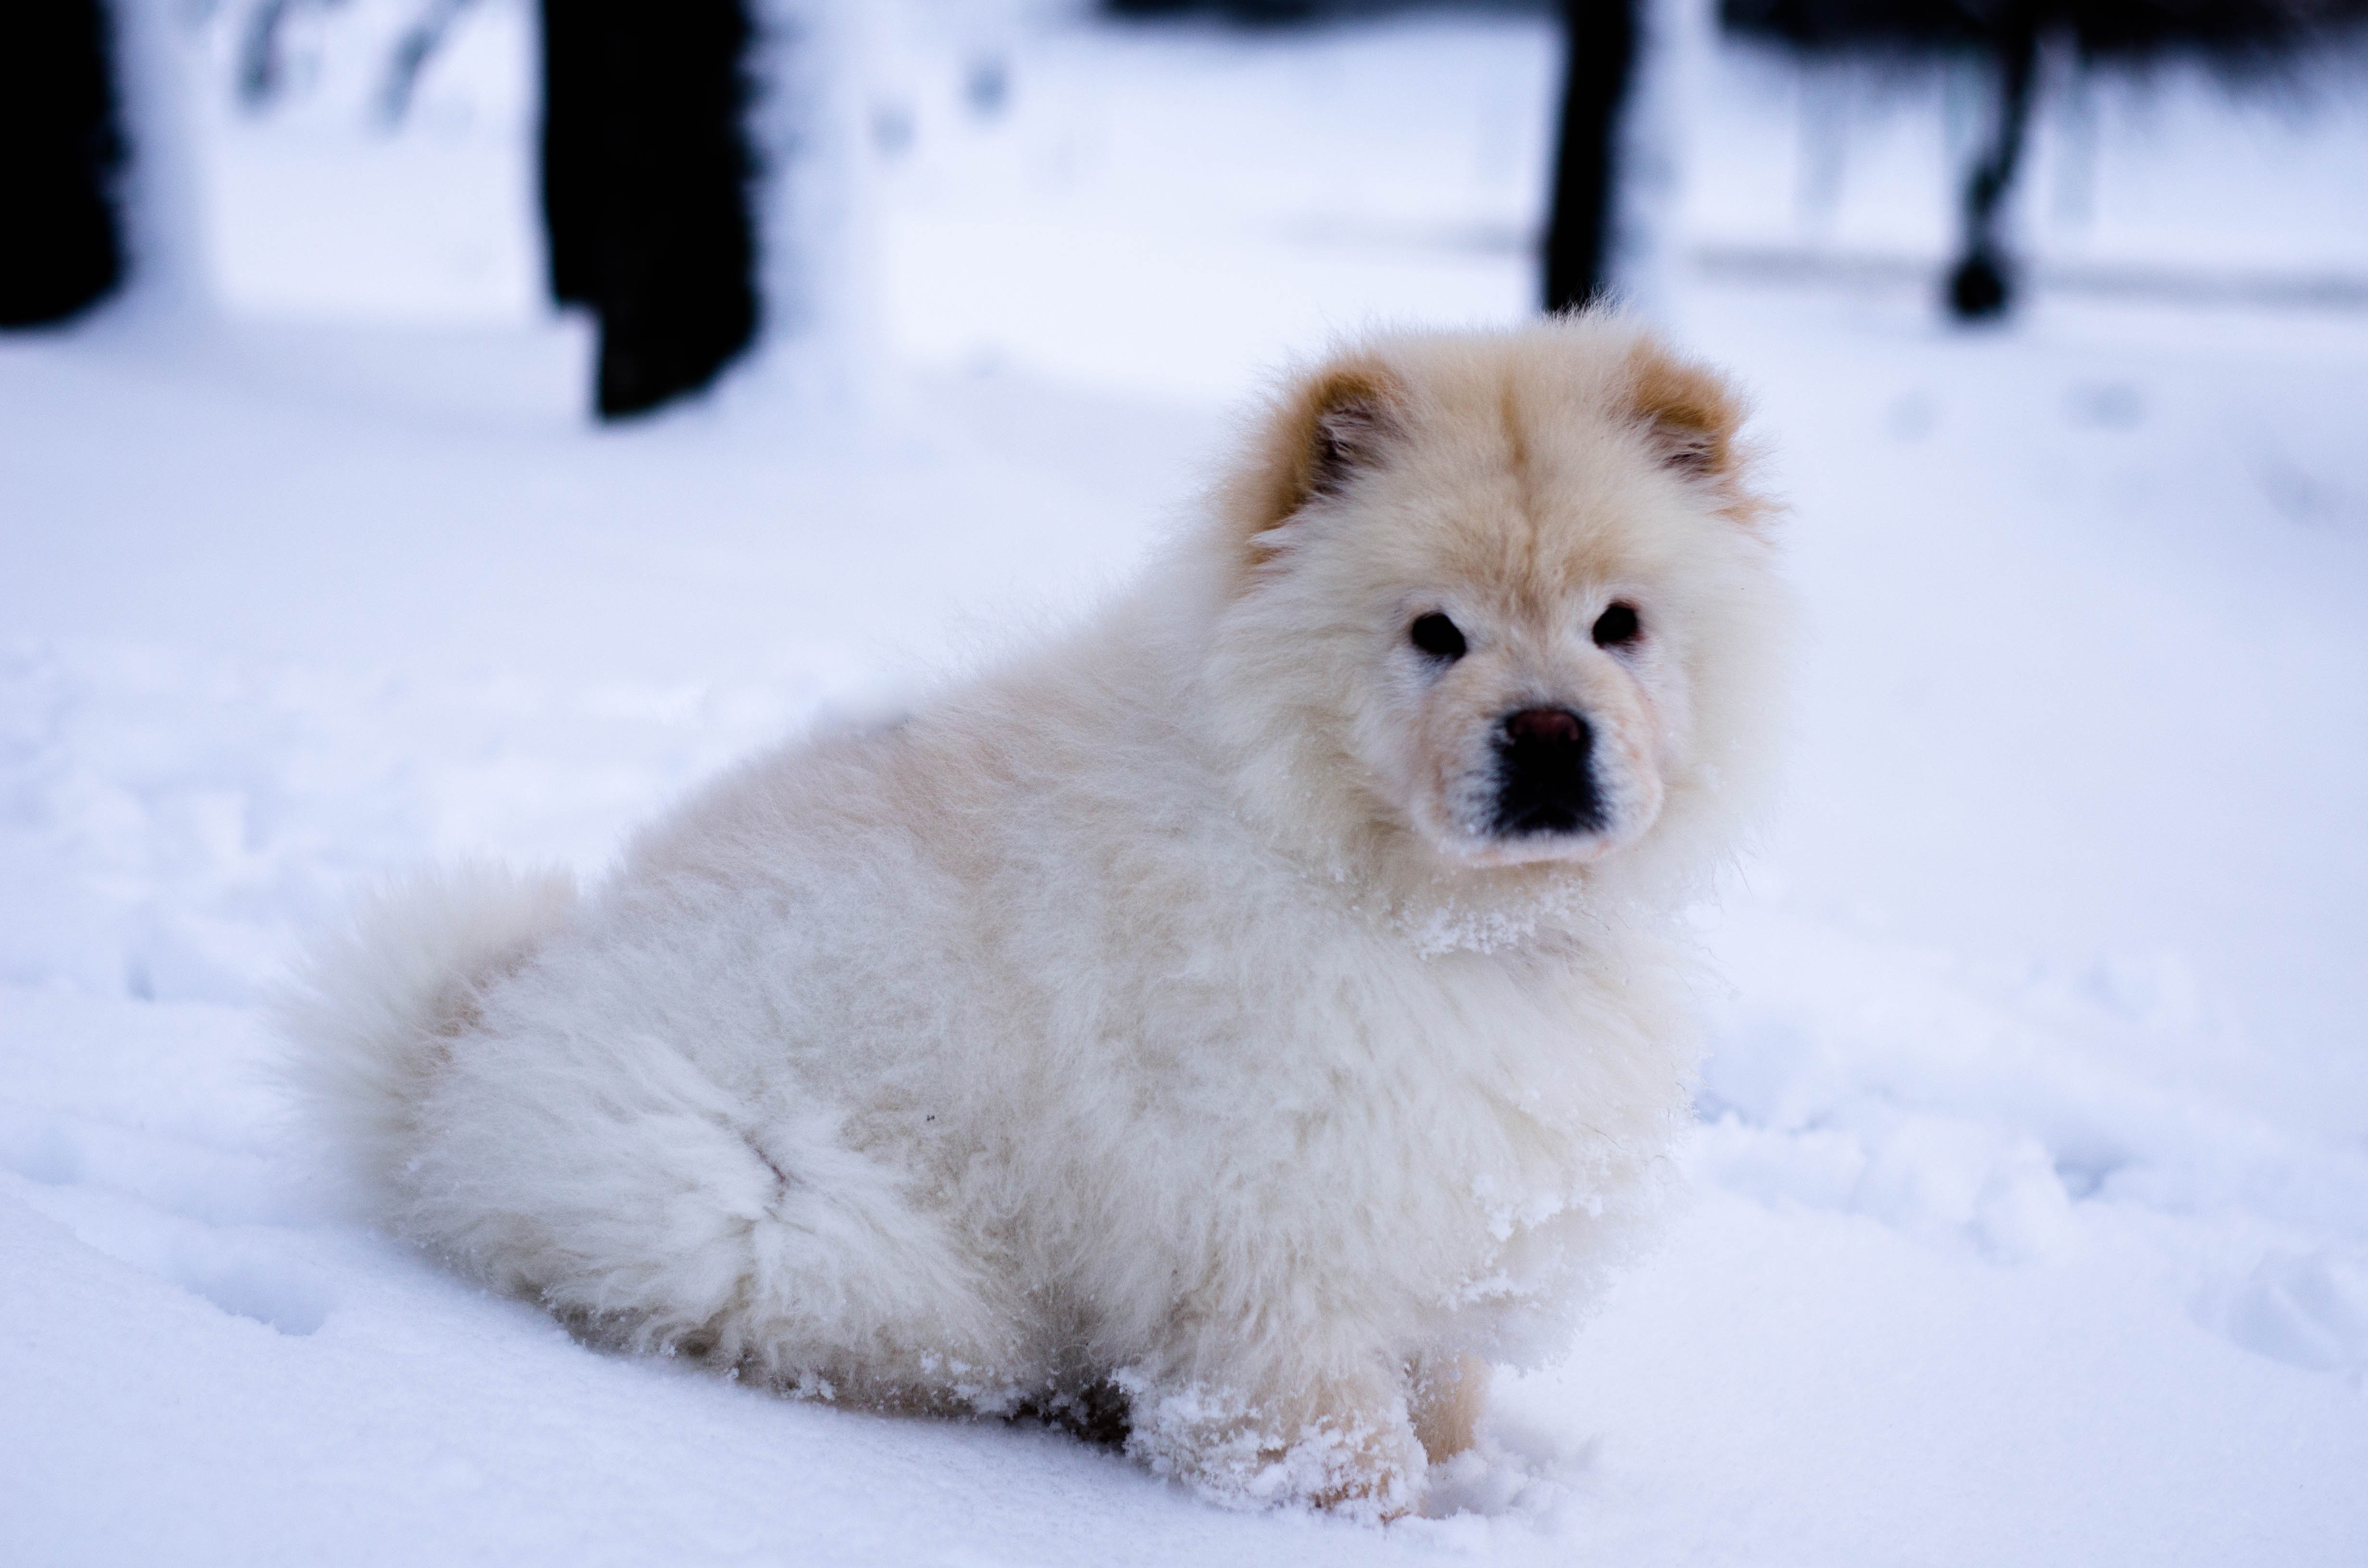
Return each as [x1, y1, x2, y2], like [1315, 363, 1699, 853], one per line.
[1409, 612, 1466, 661]
[1591, 602, 1642, 649]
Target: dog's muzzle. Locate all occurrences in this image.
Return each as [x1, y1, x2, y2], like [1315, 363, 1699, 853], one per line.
[1490, 706, 1605, 838]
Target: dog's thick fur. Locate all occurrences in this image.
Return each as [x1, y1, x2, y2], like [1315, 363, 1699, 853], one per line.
[282, 315, 1787, 1519]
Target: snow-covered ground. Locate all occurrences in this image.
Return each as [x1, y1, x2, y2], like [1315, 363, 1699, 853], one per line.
[5, 4, 2367, 1562]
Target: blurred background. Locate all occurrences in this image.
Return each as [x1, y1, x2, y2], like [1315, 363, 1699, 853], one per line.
[12, 0, 2368, 399]
[4, 4, 2368, 1564]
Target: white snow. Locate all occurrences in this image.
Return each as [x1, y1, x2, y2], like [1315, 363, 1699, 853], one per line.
[4, 3, 2366, 1562]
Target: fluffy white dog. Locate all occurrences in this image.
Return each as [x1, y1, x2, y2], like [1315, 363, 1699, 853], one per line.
[284, 314, 1787, 1519]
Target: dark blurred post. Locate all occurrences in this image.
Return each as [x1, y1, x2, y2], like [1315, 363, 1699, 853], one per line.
[1947, 7, 2040, 321]
[1543, 0, 1640, 313]
[0, 0, 128, 326]
[539, 0, 763, 420]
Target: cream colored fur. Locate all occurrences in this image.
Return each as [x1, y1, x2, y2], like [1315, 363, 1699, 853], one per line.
[281, 313, 1788, 1519]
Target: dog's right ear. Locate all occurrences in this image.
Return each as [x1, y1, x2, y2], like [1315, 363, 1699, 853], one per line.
[1622, 335, 1771, 528]
[1219, 357, 1406, 561]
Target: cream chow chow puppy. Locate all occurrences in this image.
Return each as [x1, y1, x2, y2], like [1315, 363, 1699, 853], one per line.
[284, 313, 1788, 1519]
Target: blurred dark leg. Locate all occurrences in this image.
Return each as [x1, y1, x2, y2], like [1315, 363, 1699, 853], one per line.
[538, 0, 601, 308]
[1543, 0, 1638, 314]
[540, 0, 762, 419]
[1948, 17, 2039, 322]
[0, 0, 126, 327]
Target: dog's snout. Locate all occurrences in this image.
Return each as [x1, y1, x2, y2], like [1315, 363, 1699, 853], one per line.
[1504, 707, 1584, 747]
[1491, 706, 1605, 838]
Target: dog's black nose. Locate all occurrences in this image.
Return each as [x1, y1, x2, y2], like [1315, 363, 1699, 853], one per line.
[1504, 707, 1584, 747]
[1492, 706, 1604, 837]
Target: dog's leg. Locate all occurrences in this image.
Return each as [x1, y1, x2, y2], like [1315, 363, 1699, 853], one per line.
[402, 1018, 1020, 1410]
[1407, 1351, 1490, 1462]
[1116, 1360, 1427, 1519]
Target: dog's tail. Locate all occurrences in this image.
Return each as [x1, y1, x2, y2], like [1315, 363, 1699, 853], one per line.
[277, 861, 578, 1211]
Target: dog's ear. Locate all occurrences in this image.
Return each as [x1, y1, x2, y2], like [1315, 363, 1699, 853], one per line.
[1221, 356, 1408, 556]
[1624, 338, 1765, 524]
[1301, 366, 1402, 505]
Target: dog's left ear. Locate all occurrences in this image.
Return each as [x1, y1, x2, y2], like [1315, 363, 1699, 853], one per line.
[1221, 355, 1408, 561]
[1624, 338, 1763, 523]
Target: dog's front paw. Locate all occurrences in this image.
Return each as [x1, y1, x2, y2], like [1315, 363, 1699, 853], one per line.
[1115, 1371, 1426, 1521]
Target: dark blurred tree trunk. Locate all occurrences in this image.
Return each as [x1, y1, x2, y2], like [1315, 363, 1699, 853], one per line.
[539, 0, 762, 420]
[1947, 11, 2040, 320]
[1543, 0, 1639, 313]
[0, 0, 128, 327]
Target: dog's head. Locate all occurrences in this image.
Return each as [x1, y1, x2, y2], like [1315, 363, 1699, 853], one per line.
[1197, 315, 1786, 896]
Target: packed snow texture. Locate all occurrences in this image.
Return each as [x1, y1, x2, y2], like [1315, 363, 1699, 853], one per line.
[5, 2, 2368, 1562]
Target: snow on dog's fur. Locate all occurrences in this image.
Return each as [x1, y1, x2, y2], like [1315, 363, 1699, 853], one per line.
[282, 313, 1788, 1519]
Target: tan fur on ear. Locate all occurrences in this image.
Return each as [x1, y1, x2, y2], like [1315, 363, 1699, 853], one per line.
[1624, 338, 1767, 527]
[1219, 357, 1408, 556]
